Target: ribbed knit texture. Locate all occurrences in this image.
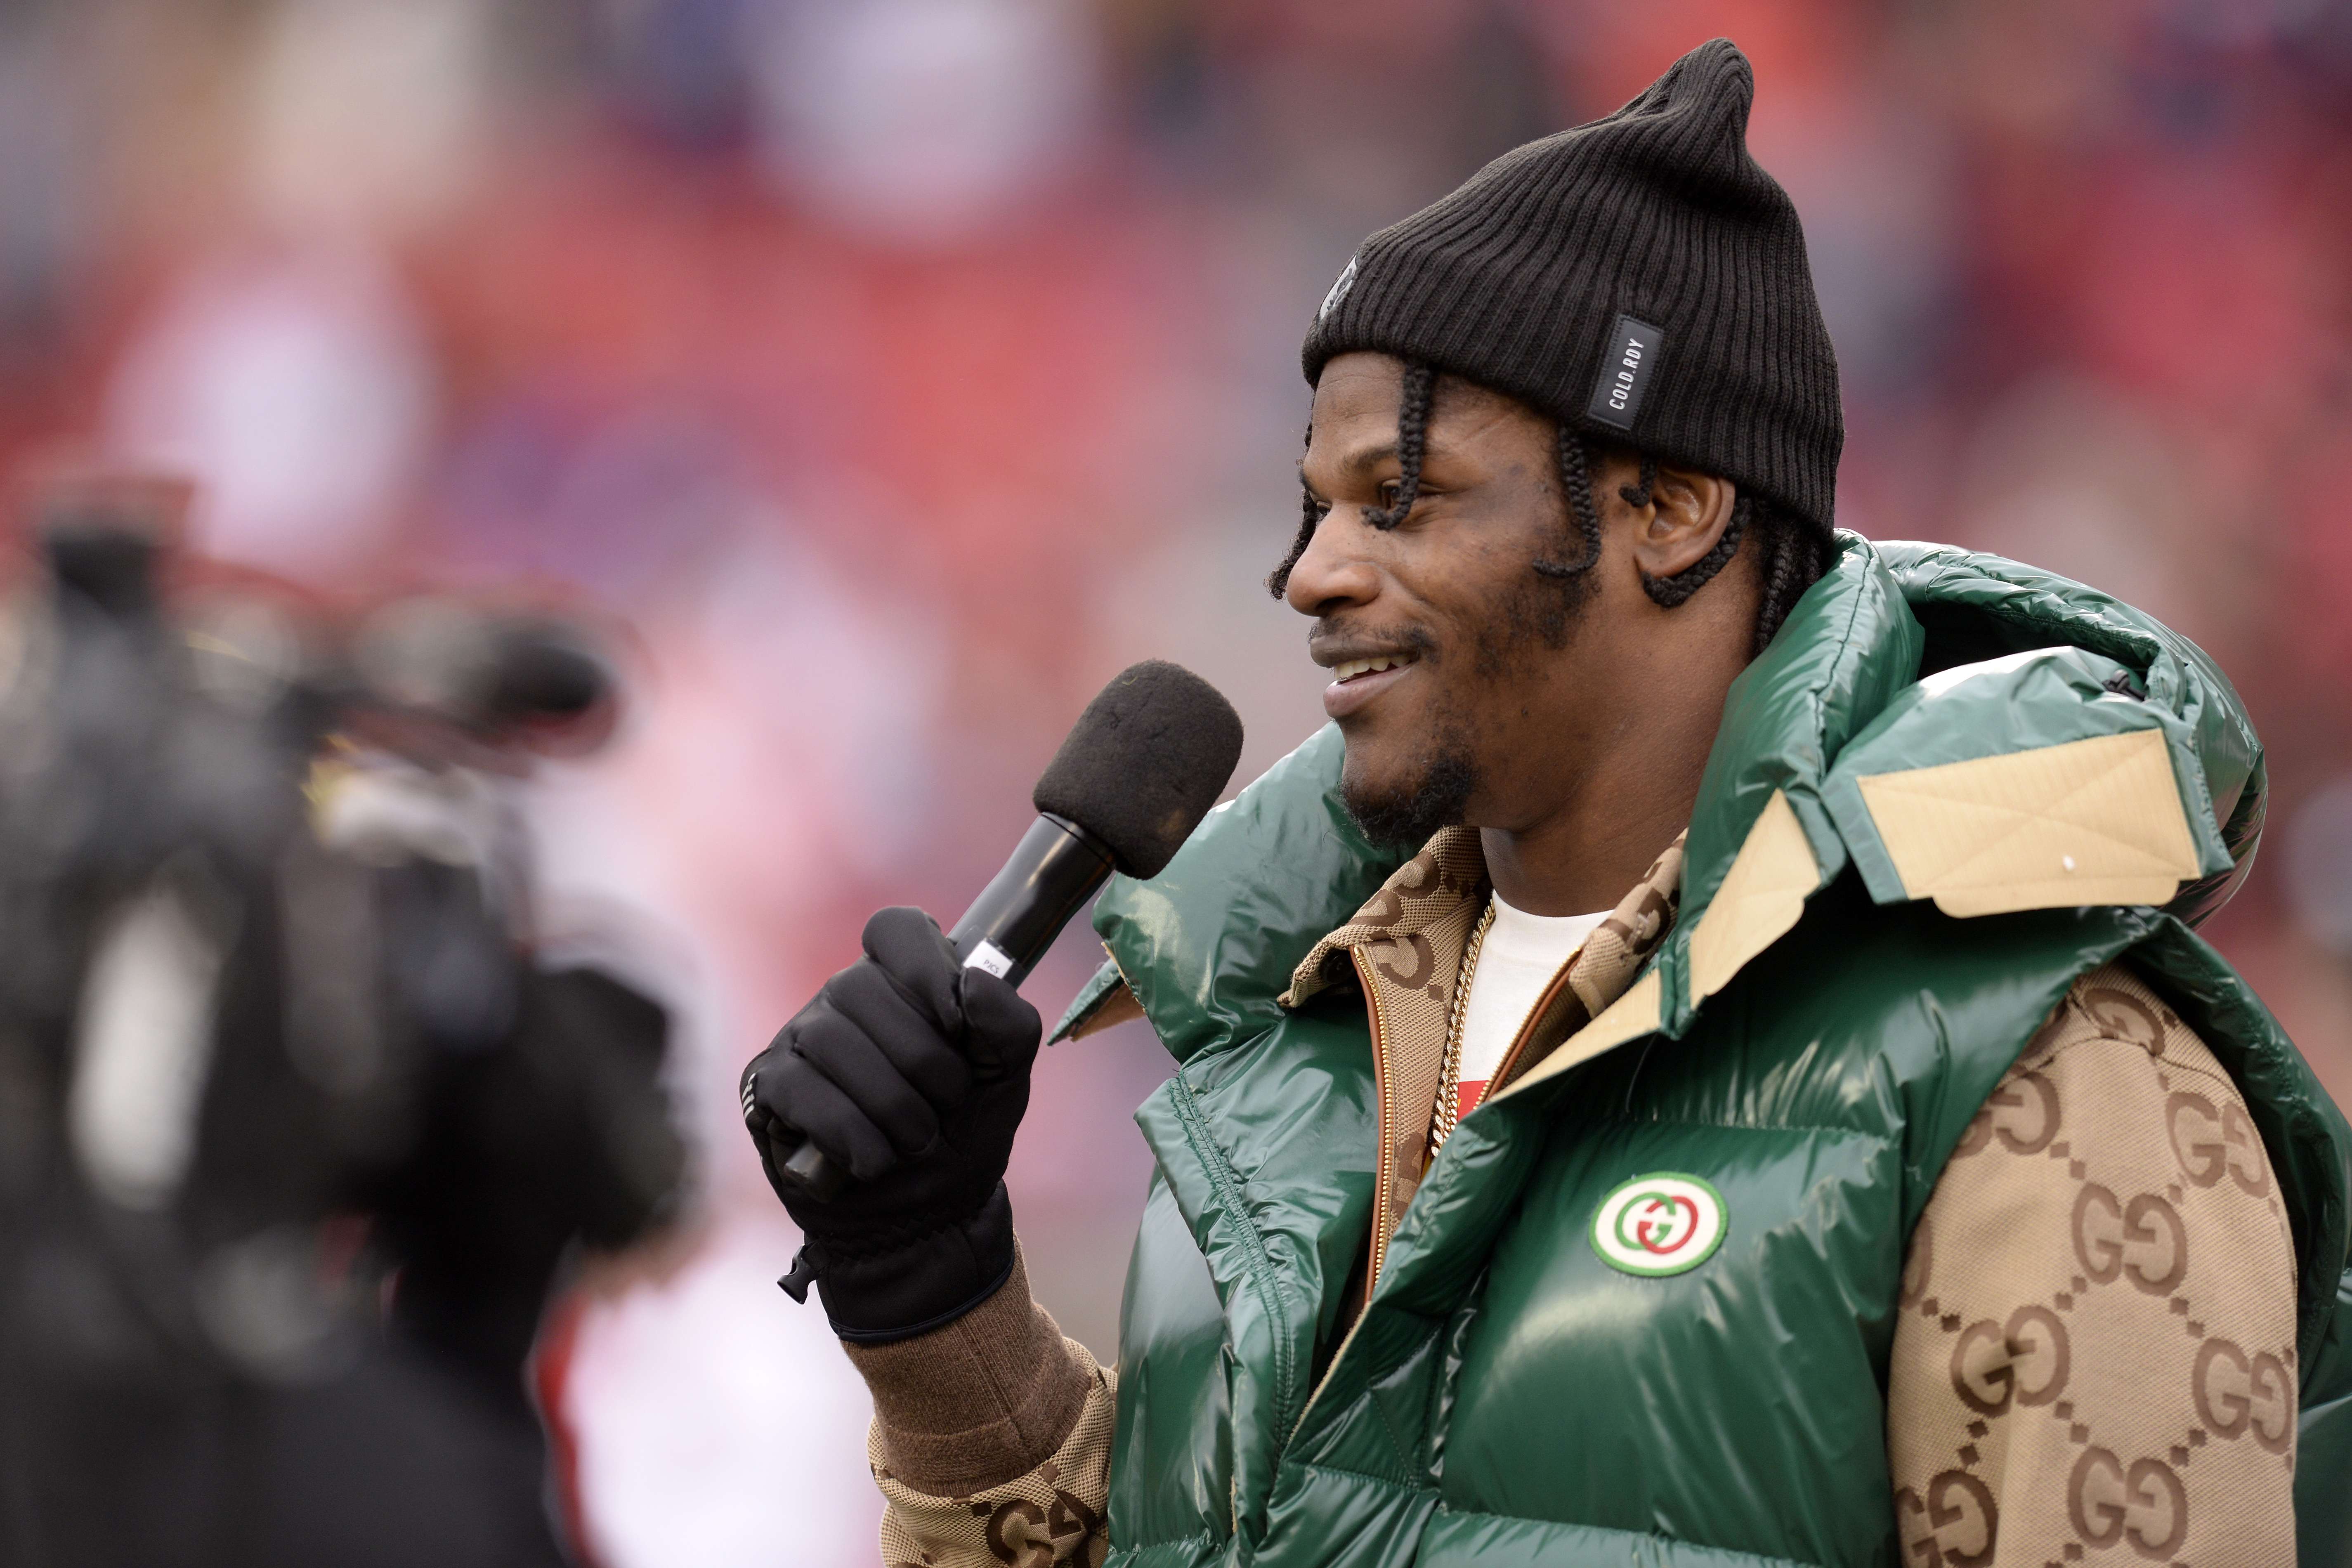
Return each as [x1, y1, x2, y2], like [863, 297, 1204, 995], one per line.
[845, 1245, 1096, 1497]
[1301, 38, 1842, 533]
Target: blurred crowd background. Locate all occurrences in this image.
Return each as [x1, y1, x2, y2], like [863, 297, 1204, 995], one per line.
[0, 0, 2348, 1561]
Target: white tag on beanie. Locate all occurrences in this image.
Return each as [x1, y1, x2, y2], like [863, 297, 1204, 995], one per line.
[1587, 315, 1665, 430]
[1318, 256, 1359, 322]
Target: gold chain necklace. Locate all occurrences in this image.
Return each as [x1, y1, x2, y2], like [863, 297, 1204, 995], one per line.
[1429, 897, 1497, 1158]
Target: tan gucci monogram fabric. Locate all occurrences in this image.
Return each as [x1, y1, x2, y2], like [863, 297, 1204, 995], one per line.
[873, 1341, 1114, 1568]
[1887, 965, 2296, 1568]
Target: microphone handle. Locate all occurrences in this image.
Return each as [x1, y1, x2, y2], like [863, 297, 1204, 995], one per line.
[940, 813, 1118, 988]
[777, 814, 1116, 1200]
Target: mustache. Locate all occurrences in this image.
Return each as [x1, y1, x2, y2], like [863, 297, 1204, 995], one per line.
[1308, 619, 1439, 659]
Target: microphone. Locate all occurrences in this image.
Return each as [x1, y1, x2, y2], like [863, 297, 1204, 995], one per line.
[773, 659, 1243, 1200]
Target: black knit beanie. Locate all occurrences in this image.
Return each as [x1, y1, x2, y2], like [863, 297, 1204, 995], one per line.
[1301, 38, 1842, 534]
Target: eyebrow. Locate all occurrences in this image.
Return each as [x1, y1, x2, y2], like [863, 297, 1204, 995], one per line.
[1299, 436, 1449, 496]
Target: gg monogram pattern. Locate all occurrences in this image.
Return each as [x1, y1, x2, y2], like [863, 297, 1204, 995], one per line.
[1888, 966, 2296, 1568]
[875, 1353, 1115, 1568]
[1282, 828, 1493, 1232]
[1283, 827, 1686, 1250]
[1281, 826, 1492, 1013]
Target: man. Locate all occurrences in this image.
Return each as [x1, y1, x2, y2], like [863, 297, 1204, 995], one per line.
[743, 40, 2352, 1567]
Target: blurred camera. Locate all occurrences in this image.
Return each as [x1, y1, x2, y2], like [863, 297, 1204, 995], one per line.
[0, 472, 683, 1568]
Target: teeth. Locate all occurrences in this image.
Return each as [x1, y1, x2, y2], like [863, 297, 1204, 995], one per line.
[1333, 654, 1411, 681]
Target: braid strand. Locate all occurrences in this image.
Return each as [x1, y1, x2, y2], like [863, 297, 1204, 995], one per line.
[1639, 491, 1750, 608]
[1619, 455, 1657, 510]
[1364, 362, 1436, 530]
[1266, 418, 1321, 598]
[1533, 426, 1605, 580]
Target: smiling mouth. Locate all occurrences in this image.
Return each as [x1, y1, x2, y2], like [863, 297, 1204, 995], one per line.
[1330, 653, 1418, 683]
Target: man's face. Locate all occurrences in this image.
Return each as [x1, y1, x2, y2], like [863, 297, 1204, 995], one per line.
[1287, 355, 1593, 845]
[1287, 352, 1745, 851]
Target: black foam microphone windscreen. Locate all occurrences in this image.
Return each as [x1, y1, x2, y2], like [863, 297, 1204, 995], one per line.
[1031, 660, 1245, 878]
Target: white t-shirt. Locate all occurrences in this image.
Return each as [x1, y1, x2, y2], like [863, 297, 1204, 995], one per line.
[1452, 893, 1606, 1116]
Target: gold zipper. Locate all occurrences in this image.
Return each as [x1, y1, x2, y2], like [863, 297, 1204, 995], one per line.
[1303, 929, 1582, 1428]
[1351, 946, 1399, 1306]
[1293, 948, 1396, 1428]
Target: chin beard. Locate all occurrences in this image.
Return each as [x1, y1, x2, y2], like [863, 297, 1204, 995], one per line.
[1342, 743, 1479, 850]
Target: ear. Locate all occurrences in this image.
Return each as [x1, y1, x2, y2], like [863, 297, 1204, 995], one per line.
[1613, 458, 1737, 580]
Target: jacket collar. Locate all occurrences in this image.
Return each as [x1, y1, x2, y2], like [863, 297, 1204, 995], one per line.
[1277, 827, 1684, 1026]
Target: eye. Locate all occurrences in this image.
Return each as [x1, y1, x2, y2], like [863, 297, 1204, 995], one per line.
[1377, 480, 1401, 509]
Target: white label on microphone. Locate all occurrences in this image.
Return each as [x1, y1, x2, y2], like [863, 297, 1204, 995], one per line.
[964, 940, 1015, 979]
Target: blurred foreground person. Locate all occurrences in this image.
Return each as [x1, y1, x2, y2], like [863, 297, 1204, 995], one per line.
[744, 43, 2352, 1568]
[0, 478, 683, 1568]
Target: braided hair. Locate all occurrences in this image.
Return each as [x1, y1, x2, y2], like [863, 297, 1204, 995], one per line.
[1530, 424, 1605, 584]
[1363, 361, 1435, 529]
[1553, 440, 1827, 656]
[1745, 503, 1830, 656]
[1269, 420, 1320, 598]
[1641, 491, 1749, 609]
[1266, 362, 1436, 595]
[1267, 364, 1830, 656]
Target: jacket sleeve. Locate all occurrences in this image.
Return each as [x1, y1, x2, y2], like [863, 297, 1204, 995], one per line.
[843, 1242, 1115, 1567]
[1886, 966, 2298, 1568]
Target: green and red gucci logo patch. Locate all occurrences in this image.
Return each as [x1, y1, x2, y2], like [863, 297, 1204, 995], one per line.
[1590, 1173, 1727, 1277]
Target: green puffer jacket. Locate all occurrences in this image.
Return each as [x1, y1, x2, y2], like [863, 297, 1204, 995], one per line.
[1056, 535, 2352, 1567]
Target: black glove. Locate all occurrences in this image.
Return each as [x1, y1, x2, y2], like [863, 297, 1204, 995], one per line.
[740, 906, 1041, 1341]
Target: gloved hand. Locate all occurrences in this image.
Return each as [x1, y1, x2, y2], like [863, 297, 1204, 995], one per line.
[740, 906, 1041, 1342]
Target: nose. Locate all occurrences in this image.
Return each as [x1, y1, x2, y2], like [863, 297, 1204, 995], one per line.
[1282, 509, 1382, 619]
